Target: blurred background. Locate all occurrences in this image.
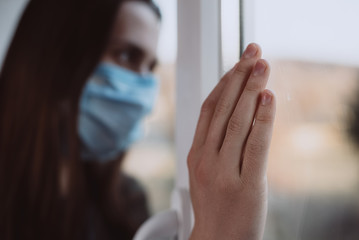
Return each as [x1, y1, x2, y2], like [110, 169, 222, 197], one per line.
[223, 0, 359, 239]
[248, 0, 359, 239]
[2, 0, 359, 239]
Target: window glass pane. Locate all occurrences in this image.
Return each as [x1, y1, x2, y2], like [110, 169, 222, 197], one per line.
[252, 0, 359, 239]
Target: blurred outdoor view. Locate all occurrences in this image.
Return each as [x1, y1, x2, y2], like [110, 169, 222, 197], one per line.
[265, 60, 359, 240]
[254, 0, 359, 239]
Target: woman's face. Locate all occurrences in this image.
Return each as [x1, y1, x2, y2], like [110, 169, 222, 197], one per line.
[102, 1, 160, 74]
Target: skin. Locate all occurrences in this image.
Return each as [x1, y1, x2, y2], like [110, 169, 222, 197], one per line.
[102, 0, 160, 74]
[188, 43, 276, 240]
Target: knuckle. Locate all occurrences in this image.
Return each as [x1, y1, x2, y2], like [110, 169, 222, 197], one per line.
[227, 115, 245, 134]
[187, 148, 197, 170]
[201, 97, 216, 114]
[233, 64, 249, 77]
[245, 137, 266, 160]
[214, 98, 231, 116]
[221, 72, 232, 84]
[256, 111, 273, 123]
[194, 161, 212, 187]
[245, 79, 263, 93]
[215, 175, 238, 194]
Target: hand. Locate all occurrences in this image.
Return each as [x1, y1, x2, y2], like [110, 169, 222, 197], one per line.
[188, 43, 276, 240]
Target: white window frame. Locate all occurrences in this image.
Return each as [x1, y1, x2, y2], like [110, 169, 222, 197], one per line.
[175, 0, 255, 239]
[175, 0, 222, 191]
[174, 1, 222, 238]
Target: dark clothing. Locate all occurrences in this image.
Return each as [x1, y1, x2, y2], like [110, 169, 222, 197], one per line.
[84, 159, 150, 240]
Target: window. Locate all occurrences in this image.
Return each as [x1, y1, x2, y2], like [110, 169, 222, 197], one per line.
[252, 0, 359, 239]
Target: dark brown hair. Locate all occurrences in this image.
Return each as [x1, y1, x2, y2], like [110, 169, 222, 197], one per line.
[0, 0, 121, 239]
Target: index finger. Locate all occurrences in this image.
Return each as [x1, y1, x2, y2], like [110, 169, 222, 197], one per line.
[190, 64, 236, 151]
[205, 43, 262, 152]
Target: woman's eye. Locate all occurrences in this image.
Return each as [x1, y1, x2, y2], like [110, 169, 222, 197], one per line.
[117, 51, 130, 63]
[111, 48, 143, 72]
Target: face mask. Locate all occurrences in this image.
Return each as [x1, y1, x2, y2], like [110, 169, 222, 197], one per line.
[78, 63, 159, 161]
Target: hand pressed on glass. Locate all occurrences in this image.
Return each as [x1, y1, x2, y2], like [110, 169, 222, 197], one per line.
[188, 43, 276, 240]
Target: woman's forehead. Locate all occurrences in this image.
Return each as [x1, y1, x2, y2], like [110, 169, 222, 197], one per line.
[111, 1, 160, 57]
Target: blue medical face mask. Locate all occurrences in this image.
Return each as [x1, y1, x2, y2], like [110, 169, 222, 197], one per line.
[78, 63, 159, 161]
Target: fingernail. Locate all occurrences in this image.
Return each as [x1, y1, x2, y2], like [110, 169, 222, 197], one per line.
[243, 44, 258, 59]
[253, 60, 267, 76]
[261, 91, 272, 106]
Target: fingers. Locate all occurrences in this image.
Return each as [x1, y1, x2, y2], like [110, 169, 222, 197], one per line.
[242, 90, 276, 182]
[191, 73, 228, 150]
[220, 59, 270, 165]
[205, 43, 262, 151]
[190, 65, 238, 150]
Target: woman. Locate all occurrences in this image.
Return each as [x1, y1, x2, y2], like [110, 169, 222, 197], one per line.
[0, 0, 276, 239]
[0, 0, 160, 239]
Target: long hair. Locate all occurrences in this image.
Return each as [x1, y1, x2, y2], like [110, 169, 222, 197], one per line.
[0, 0, 122, 239]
